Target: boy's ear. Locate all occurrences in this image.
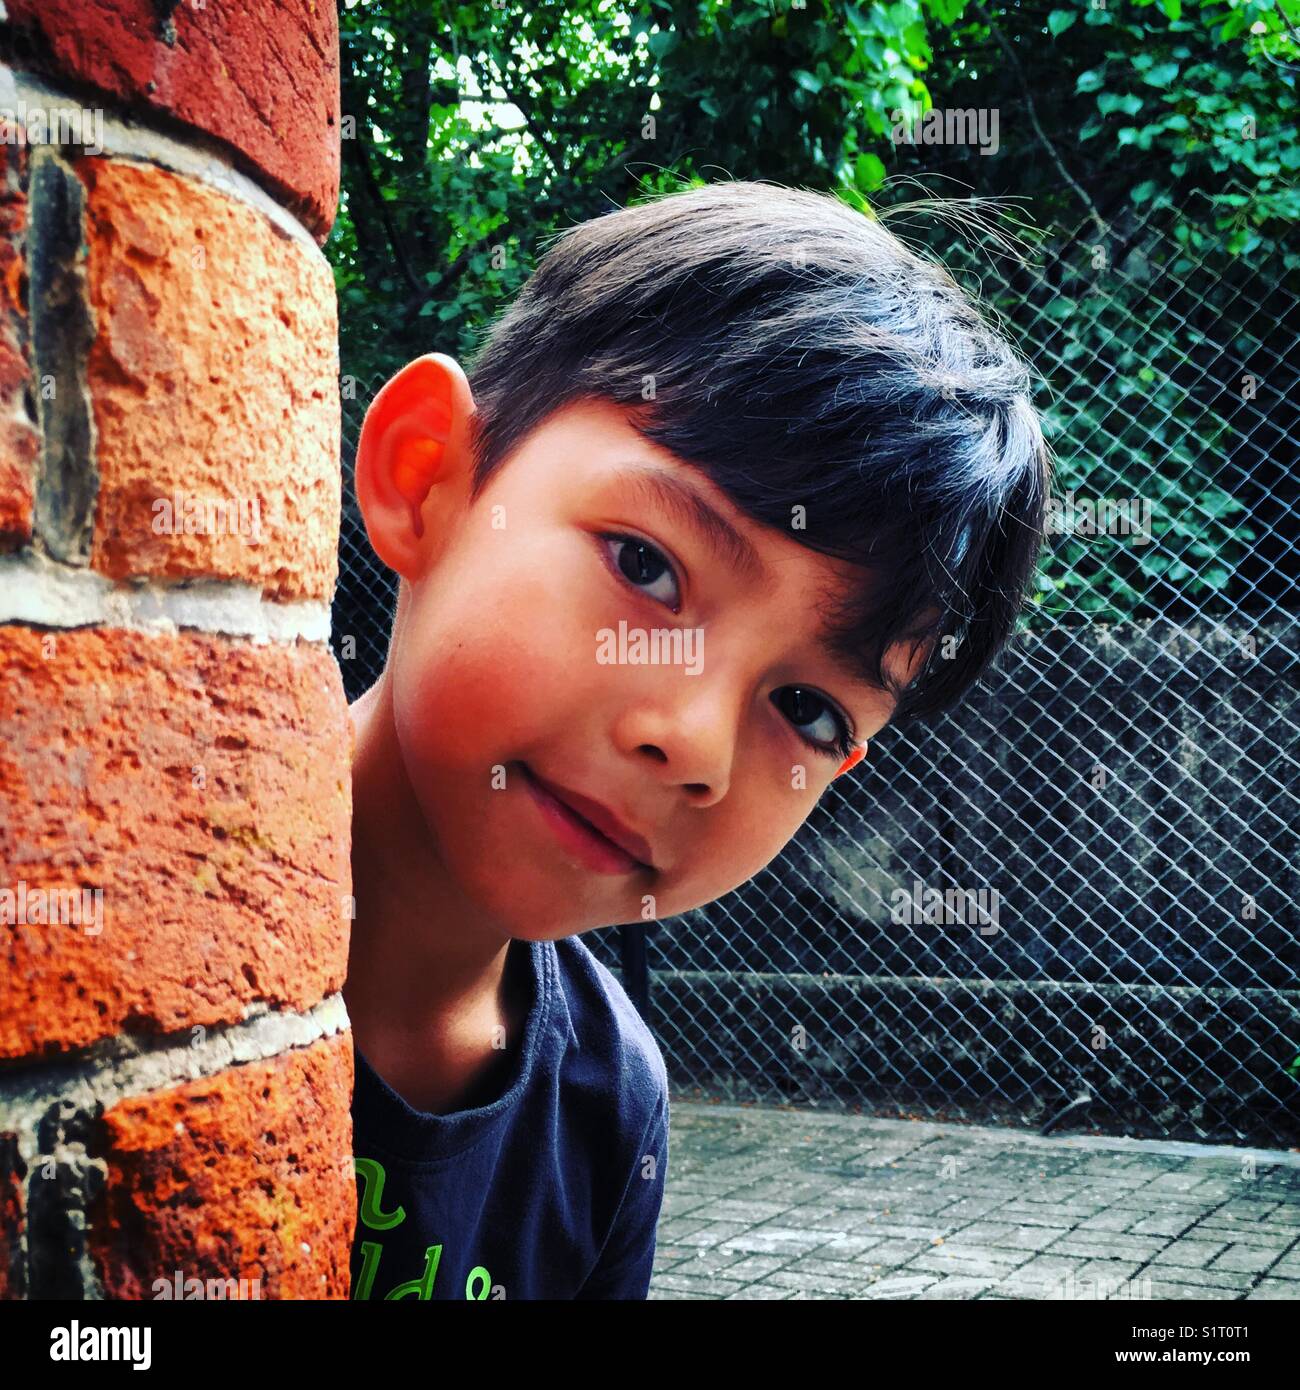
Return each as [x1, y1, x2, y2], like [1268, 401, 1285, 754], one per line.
[832, 744, 868, 779]
[354, 352, 474, 577]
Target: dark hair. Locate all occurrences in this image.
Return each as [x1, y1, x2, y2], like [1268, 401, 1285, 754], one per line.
[463, 179, 1050, 725]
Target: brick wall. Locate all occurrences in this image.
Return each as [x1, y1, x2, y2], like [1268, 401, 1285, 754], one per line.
[0, 1, 354, 1299]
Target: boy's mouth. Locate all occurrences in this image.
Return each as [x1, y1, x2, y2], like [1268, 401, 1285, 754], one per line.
[518, 762, 656, 875]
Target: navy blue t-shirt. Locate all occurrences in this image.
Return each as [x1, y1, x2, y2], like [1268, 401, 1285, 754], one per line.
[349, 933, 670, 1300]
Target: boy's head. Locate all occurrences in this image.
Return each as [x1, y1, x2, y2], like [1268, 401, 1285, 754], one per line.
[354, 181, 1049, 939]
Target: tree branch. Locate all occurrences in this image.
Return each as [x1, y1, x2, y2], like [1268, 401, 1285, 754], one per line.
[973, 2, 1108, 240]
[341, 121, 427, 300]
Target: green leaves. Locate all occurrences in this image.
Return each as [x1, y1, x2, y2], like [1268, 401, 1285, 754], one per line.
[1097, 91, 1145, 116]
[1142, 60, 1180, 87]
[1048, 10, 1078, 36]
[923, 0, 967, 23]
[646, 27, 678, 59]
[1196, 487, 1247, 521]
[854, 151, 887, 190]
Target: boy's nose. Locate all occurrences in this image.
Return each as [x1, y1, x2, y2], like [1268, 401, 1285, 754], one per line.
[616, 676, 742, 810]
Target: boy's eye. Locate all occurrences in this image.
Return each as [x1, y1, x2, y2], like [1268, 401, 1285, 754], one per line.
[771, 686, 855, 761]
[599, 533, 682, 611]
[597, 533, 855, 763]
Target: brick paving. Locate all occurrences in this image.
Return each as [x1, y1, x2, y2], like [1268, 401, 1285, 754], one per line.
[649, 1102, 1300, 1301]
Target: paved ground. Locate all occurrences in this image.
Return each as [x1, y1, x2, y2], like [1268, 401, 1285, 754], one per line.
[649, 1101, 1300, 1300]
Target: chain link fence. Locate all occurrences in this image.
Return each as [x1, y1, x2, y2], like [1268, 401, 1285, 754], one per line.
[332, 182, 1299, 1148]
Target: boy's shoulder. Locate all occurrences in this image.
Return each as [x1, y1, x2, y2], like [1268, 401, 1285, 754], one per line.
[549, 933, 670, 1126]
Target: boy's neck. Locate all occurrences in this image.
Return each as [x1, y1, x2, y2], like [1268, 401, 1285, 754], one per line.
[345, 674, 525, 1114]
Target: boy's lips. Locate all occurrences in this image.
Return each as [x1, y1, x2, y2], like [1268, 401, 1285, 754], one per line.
[519, 763, 657, 872]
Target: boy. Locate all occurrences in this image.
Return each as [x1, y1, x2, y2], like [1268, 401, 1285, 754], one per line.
[342, 180, 1050, 1300]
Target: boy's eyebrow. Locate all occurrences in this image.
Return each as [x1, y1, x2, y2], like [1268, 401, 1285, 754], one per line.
[615, 465, 770, 588]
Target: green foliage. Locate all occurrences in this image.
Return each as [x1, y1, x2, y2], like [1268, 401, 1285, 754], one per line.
[328, 0, 1297, 627]
[330, 0, 962, 383]
[1066, 0, 1300, 258]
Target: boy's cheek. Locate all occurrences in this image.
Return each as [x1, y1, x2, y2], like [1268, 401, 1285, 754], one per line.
[398, 643, 541, 762]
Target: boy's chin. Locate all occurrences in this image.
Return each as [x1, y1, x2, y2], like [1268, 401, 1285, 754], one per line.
[456, 857, 639, 938]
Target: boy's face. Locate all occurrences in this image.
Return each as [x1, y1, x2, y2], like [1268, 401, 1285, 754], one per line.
[357, 356, 922, 941]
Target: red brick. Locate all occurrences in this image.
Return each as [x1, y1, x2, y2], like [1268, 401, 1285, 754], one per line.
[87, 1031, 354, 1299]
[0, 142, 38, 551]
[76, 159, 339, 601]
[0, 626, 352, 1058]
[0, 0, 339, 241]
